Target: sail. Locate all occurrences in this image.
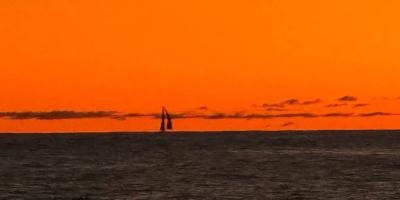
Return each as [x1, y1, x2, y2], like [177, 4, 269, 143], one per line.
[166, 110, 172, 130]
[160, 107, 165, 132]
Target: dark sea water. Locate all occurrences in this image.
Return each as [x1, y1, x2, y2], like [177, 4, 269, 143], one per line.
[1, 131, 400, 199]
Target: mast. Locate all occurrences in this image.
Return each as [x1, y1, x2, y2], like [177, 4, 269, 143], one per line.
[166, 109, 172, 130]
[160, 107, 165, 132]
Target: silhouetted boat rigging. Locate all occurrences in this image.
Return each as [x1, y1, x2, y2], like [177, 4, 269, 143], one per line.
[160, 107, 173, 132]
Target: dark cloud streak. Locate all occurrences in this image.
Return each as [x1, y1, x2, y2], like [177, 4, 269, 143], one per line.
[1, 109, 398, 121]
[323, 113, 353, 117]
[325, 103, 348, 108]
[261, 98, 321, 108]
[284, 99, 300, 105]
[265, 108, 287, 112]
[338, 96, 357, 102]
[301, 99, 321, 105]
[281, 122, 295, 127]
[196, 106, 209, 110]
[358, 112, 399, 117]
[0, 111, 118, 120]
[353, 103, 369, 108]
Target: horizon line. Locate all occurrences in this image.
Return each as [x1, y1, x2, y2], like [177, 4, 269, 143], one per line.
[1, 129, 400, 134]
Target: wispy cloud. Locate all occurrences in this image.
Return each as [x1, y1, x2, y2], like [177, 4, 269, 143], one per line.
[337, 96, 357, 102]
[372, 97, 400, 100]
[284, 99, 300, 105]
[358, 112, 399, 117]
[281, 122, 295, 127]
[322, 113, 353, 117]
[261, 103, 284, 108]
[0, 111, 118, 120]
[352, 103, 369, 108]
[0, 109, 398, 121]
[275, 113, 317, 118]
[154, 112, 318, 120]
[111, 113, 154, 120]
[265, 108, 287, 112]
[301, 99, 321, 105]
[261, 98, 321, 108]
[196, 106, 209, 110]
[120, 112, 320, 120]
[325, 103, 348, 108]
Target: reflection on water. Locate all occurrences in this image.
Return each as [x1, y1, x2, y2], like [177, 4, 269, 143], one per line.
[1, 131, 400, 199]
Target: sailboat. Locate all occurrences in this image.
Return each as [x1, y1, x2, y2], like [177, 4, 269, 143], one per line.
[160, 107, 173, 132]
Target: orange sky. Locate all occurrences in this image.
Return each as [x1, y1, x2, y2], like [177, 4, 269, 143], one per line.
[0, 0, 399, 132]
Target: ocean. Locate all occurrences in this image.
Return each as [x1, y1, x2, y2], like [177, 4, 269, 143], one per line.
[1, 131, 400, 199]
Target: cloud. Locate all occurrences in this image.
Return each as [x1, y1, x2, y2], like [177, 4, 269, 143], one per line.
[1, 109, 399, 122]
[352, 103, 369, 108]
[111, 113, 154, 120]
[124, 111, 400, 120]
[196, 106, 209, 110]
[373, 97, 400, 100]
[275, 113, 317, 118]
[165, 111, 400, 120]
[358, 112, 399, 117]
[219, 112, 316, 119]
[281, 122, 295, 127]
[325, 103, 348, 108]
[261, 98, 321, 108]
[0, 111, 117, 120]
[322, 113, 353, 117]
[203, 113, 227, 119]
[154, 112, 318, 120]
[265, 108, 287, 112]
[261, 103, 284, 108]
[284, 99, 300, 105]
[338, 96, 357, 102]
[301, 99, 321, 105]
[123, 112, 195, 120]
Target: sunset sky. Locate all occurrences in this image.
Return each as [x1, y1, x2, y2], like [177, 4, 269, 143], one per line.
[1, 0, 400, 132]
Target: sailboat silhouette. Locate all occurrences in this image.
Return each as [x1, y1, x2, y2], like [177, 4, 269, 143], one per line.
[160, 107, 173, 132]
